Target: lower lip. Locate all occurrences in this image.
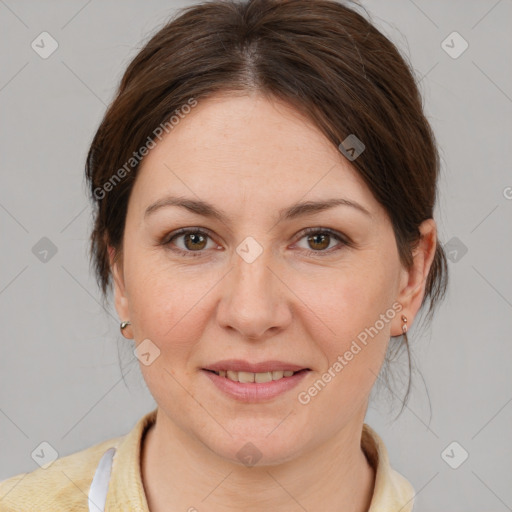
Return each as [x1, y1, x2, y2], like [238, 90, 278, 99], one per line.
[201, 369, 310, 402]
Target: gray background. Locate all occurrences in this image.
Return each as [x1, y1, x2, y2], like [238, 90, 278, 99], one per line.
[1, 0, 511, 510]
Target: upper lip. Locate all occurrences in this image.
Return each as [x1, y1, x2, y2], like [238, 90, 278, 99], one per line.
[204, 359, 310, 373]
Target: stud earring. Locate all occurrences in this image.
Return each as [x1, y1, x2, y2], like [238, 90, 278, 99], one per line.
[120, 320, 131, 338]
[401, 315, 408, 334]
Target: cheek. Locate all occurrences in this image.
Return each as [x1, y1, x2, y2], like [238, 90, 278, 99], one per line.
[303, 261, 397, 395]
[313, 262, 394, 336]
[296, 278, 394, 422]
[124, 248, 215, 352]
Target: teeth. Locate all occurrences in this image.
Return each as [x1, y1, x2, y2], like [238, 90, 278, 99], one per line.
[213, 369, 298, 382]
[239, 371, 256, 383]
[256, 372, 273, 383]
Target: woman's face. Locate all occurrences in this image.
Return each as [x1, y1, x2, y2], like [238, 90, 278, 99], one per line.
[111, 92, 435, 464]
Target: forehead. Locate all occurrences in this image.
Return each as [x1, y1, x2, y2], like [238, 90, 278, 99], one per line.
[132, 92, 378, 217]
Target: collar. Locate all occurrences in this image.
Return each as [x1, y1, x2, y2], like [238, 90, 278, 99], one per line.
[361, 423, 416, 511]
[102, 408, 415, 511]
[104, 408, 156, 510]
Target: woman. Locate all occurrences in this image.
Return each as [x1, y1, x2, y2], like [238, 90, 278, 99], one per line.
[0, 0, 448, 510]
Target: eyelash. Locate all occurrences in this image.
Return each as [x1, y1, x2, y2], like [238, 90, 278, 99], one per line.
[161, 227, 350, 258]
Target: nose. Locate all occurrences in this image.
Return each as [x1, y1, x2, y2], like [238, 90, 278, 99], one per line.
[216, 247, 292, 341]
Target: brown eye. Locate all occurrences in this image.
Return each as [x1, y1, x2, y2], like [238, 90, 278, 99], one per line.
[182, 232, 208, 251]
[295, 228, 349, 256]
[307, 232, 331, 251]
[164, 228, 216, 257]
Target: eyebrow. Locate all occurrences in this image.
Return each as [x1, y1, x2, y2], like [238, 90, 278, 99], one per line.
[144, 195, 372, 223]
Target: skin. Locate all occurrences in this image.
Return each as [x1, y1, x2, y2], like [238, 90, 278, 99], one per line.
[110, 91, 437, 512]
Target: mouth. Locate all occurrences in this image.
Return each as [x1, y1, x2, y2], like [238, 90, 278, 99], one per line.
[201, 360, 311, 402]
[203, 368, 310, 383]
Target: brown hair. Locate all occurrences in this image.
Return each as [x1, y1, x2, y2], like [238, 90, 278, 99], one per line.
[85, 0, 448, 414]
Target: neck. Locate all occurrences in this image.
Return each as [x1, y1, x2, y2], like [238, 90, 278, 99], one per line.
[141, 409, 375, 512]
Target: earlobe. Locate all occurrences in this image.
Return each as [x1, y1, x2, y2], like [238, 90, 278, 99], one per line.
[394, 219, 437, 335]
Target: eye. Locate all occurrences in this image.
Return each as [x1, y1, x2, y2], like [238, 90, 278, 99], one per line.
[294, 227, 349, 256]
[163, 228, 218, 257]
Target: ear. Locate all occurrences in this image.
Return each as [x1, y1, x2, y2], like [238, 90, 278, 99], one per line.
[108, 245, 130, 322]
[394, 218, 437, 335]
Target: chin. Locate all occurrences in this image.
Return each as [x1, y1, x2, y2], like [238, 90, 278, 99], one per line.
[199, 421, 308, 467]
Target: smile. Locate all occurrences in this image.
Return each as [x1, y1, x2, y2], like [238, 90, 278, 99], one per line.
[207, 369, 303, 382]
[202, 368, 311, 402]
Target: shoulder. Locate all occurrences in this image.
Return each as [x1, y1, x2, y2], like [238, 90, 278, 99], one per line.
[0, 434, 124, 512]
